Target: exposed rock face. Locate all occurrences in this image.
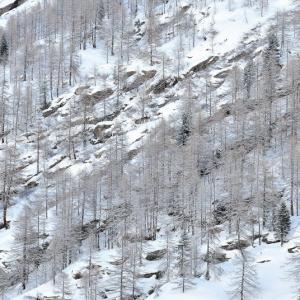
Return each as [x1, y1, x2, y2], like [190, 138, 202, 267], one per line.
[145, 249, 167, 261]
[221, 239, 251, 250]
[288, 246, 300, 253]
[203, 250, 229, 264]
[0, 0, 26, 16]
[49, 156, 67, 169]
[262, 236, 281, 244]
[214, 69, 230, 79]
[90, 88, 114, 104]
[142, 70, 157, 79]
[25, 180, 39, 189]
[188, 56, 219, 74]
[93, 122, 113, 140]
[123, 70, 157, 92]
[138, 270, 164, 279]
[123, 70, 136, 80]
[43, 97, 69, 117]
[150, 77, 179, 94]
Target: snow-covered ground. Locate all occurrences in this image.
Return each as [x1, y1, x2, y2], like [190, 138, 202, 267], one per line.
[0, 0, 299, 299]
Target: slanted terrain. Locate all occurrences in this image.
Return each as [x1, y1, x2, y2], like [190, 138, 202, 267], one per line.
[0, 0, 299, 299]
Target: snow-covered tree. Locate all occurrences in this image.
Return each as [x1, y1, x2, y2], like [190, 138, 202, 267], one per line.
[176, 230, 193, 293]
[229, 251, 259, 300]
[275, 202, 291, 246]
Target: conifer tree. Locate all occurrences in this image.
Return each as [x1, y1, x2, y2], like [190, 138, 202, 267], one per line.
[176, 230, 193, 293]
[243, 59, 254, 99]
[262, 31, 281, 147]
[178, 112, 191, 146]
[0, 268, 8, 296]
[275, 202, 291, 246]
[0, 34, 8, 65]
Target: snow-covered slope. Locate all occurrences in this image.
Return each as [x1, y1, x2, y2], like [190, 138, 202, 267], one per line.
[0, 0, 299, 299]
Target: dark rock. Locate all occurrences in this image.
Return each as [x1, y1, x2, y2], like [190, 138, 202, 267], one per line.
[42, 241, 49, 250]
[150, 77, 179, 94]
[43, 106, 58, 118]
[135, 116, 150, 124]
[109, 258, 123, 266]
[123, 70, 136, 80]
[257, 259, 271, 263]
[248, 233, 268, 242]
[99, 291, 108, 299]
[49, 156, 67, 169]
[98, 108, 122, 123]
[43, 98, 67, 118]
[181, 4, 191, 12]
[203, 250, 229, 264]
[90, 88, 114, 103]
[221, 239, 251, 251]
[0, 0, 27, 16]
[25, 180, 39, 189]
[123, 70, 156, 92]
[188, 56, 219, 74]
[126, 149, 139, 161]
[288, 246, 300, 253]
[214, 69, 230, 79]
[262, 236, 280, 244]
[93, 122, 113, 139]
[139, 270, 164, 280]
[228, 51, 248, 63]
[73, 272, 82, 280]
[145, 249, 167, 261]
[148, 288, 155, 295]
[144, 235, 156, 241]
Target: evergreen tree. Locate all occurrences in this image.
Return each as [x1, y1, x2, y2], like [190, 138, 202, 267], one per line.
[0, 34, 8, 64]
[265, 32, 281, 66]
[262, 31, 281, 96]
[262, 31, 281, 146]
[243, 59, 254, 100]
[178, 112, 191, 146]
[275, 202, 291, 246]
[176, 230, 193, 293]
[0, 268, 9, 296]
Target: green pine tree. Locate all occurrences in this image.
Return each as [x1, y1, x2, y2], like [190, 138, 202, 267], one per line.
[178, 112, 191, 146]
[0, 34, 8, 64]
[275, 202, 291, 246]
[243, 59, 254, 99]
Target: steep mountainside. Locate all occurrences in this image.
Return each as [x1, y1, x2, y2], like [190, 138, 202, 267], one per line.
[0, 0, 299, 299]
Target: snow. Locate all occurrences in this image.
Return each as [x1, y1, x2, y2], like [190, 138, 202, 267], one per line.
[0, 0, 299, 298]
[146, 219, 300, 300]
[148, 281, 228, 300]
[78, 44, 116, 82]
[0, 0, 15, 9]
[0, 0, 42, 27]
